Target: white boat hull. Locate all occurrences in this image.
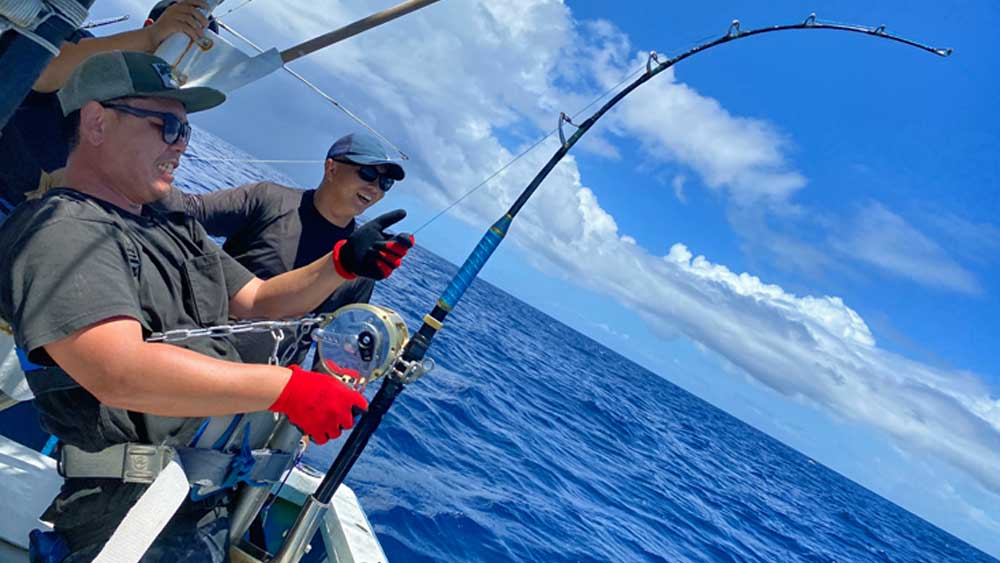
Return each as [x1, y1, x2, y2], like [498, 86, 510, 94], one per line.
[0, 434, 386, 562]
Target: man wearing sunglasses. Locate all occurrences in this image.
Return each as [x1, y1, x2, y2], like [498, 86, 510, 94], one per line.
[156, 131, 413, 366]
[0, 51, 409, 562]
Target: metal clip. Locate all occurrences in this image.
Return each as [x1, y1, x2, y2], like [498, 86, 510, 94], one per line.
[873, 24, 886, 35]
[269, 328, 284, 366]
[391, 357, 435, 385]
[646, 51, 660, 74]
[558, 112, 577, 147]
[122, 444, 174, 484]
[727, 19, 741, 38]
[804, 13, 816, 26]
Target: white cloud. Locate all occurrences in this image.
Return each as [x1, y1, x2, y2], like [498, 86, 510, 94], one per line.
[672, 175, 686, 203]
[608, 61, 807, 205]
[834, 202, 982, 294]
[921, 209, 1000, 266]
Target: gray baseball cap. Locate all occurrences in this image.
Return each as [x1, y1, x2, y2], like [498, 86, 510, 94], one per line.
[326, 132, 405, 180]
[58, 51, 225, 116]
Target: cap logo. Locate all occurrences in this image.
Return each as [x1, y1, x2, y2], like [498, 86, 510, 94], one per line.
[152, 63, 179, 89]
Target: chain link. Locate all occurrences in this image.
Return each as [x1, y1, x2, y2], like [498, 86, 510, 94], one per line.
[145, 316, 329, 344]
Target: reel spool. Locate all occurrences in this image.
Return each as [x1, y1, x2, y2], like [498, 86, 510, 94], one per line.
[312, 304, 408, 389]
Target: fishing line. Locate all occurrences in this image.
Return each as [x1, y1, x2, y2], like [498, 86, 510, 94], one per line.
[214, 19, 410, 160]
[409, 23, 747, 235]
[410, 62, 647, 235]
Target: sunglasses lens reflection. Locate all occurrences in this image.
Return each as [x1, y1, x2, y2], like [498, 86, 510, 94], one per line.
[358, 166, 379, 182]
[356, 166, 394, 192]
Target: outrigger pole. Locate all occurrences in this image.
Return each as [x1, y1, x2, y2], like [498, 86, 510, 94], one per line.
[279, 0, 441, 64]
[273, 14, 950, 562]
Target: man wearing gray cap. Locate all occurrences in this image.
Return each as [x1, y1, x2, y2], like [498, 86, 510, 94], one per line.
[157, 131, 413, 366]
[0, 51, 411, 561]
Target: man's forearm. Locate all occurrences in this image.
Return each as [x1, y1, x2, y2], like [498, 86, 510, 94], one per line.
[45, 318, 291, 417]
[108, 343, 291, 416]
[233, 253, 346, 319]
[34, 31, 156, 93]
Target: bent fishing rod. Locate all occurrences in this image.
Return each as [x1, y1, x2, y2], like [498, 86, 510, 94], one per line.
[272, 14, 949, 562]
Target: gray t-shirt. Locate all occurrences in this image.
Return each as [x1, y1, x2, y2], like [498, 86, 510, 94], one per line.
[1, 188, 253, 366]
[0, 188, 256, 545]
[156, 182, 374, 364]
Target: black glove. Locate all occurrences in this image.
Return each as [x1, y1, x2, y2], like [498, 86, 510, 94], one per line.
[332, 209, 414, 280]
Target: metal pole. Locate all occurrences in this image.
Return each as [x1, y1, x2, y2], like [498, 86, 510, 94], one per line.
[280, 0, 441, 63]
[227, 417, 303, 542]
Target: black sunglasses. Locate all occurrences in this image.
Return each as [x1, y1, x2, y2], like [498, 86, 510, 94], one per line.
[101, 103, 192, 146]
[335, 159, 395, 192]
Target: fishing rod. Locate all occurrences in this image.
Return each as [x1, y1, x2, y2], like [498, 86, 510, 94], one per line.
[271, 14, 949, 562]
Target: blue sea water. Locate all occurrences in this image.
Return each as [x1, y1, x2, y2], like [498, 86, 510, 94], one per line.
[176, 131, 996, 563]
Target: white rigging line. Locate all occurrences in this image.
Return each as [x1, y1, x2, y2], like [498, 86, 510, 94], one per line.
[214, 19, 409, 160]
[186, 158, 323, 163]
[217, 0, 258, 18]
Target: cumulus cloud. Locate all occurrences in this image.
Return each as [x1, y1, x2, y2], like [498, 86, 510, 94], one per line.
[619, 74, 806, 204]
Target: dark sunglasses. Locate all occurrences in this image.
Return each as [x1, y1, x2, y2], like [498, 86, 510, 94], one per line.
[336, 159, 395, 192]
[101, 103, 192, 146]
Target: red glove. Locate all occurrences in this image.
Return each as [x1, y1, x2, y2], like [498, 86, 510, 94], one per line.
[332, 210, 414, 280]
[269, 365, 368, 445]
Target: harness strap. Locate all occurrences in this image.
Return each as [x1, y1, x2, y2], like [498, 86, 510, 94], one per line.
[60, 443, 175, 483]
[59, 443, 293, 489]
[92, 458, 188, 563]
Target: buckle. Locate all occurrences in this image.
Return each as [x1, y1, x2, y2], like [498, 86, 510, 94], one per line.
[121, 444, 174, 484]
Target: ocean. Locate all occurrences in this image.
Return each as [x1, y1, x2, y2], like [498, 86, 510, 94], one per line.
[175, 130, 995, 563]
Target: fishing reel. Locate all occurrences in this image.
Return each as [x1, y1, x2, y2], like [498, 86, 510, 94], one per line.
[312, 304, 409, 390]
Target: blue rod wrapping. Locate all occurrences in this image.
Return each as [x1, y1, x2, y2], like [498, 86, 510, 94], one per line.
[439, 215, 511, 309]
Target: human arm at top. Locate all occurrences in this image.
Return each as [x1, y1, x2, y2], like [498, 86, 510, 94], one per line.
[44, 317, 366, 443]
[228, 209, 413, 319]
[32, 0, 211, 93]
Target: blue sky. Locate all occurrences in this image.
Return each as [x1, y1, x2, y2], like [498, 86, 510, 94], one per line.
[93, 0, 999, 556]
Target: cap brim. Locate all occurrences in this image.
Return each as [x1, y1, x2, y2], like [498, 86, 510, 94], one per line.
[340, 155, 405, 180]
[136, 86, 226, 114]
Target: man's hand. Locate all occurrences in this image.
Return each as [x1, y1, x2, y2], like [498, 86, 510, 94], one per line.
[268, 365, 369, 445]
[333, 209, 414, 280]
[143, 0, 211, 50]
